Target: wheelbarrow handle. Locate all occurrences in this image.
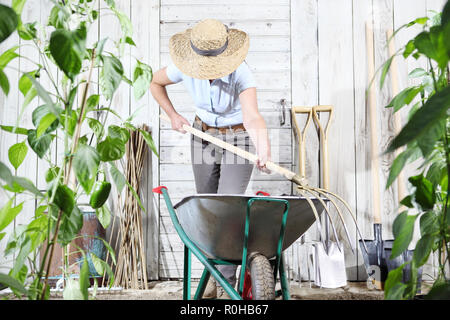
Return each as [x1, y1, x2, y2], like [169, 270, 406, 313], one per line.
[160, 113, 305, 185]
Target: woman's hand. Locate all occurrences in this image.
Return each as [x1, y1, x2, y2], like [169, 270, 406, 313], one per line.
[256, 144, 271, 174]
[170, 113, 190, 133]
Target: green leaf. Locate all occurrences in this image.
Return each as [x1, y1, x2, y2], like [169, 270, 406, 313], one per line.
[0, 198, 23, 232]
[1, 125, 29, 135]
[99, 55, 123, 100]
[25, 75, 60, 117]
[36, 113, 57, 138]
[95, 205, 111, 229]
[138, 128, 159, 158]
[380, 55, 394, 89]
[386, 146, 417, 189]
[409, 174, 435, 210]
[391, 212, 418, 259]
[0, 46, 19, 69]
[60, 110, 77, 137]
[109, 162, 126, 193]
[27, 129, 54, 158]
[108, 125, 130, 143]
[132, 60, 152, 100]
[408, 68, 427, 78]
[387, 86, 450, 153]
[11, 176, 43, 197]
[384, 263, 407, 299]
[58, 205, 83, 245]
[399, 195, 414, 209]
[49, 28, 86, 81]
[0, 161, 13, 186]
[413, 234, 434, 267]
[73, 144, 100, 194]
[126, 180, 146, 214]
[8, 141, 28, 170]
[426, 282, 450, 300]
[49, 183, 75, 214]
[414, 26, 448, 69]
[86, 94, 100, 111]
[385, 86, 423, 112]
[403, 40, 415, 58]
[87, 117, 104, 139]
[79, 254, 90, 300]
[97, 136, 125, 161]
[0, 273, 27, 295]
[419, 210, 439, 236]
[89, 252, 114, 287]
[32, 104, 60, 135]
[0, 68, 9, 95]
[0, 4, 18, 44]
[63, 279, 84, 300]
[386, 283, 408, 300]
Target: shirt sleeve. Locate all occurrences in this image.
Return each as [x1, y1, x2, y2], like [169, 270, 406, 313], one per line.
[235, 62, 256, 94]
[166, 62, 184, 83]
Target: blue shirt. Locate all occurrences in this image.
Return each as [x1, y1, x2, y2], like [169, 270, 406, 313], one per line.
[166, 61, 256, 127]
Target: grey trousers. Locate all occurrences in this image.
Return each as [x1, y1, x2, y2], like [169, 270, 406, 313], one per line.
[191, 119, 254, 287]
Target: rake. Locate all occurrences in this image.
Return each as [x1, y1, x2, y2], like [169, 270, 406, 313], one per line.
[160, 113, 368, 259]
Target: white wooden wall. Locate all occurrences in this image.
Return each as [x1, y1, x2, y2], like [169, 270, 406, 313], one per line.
[0, 0, 445, 282]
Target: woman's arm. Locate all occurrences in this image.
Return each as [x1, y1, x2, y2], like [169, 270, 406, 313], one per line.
[150, 67, 190, 133]
[240, 87, 271, 172]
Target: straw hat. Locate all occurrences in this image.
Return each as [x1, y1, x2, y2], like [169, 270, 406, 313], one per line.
[169, 19, 249, 80]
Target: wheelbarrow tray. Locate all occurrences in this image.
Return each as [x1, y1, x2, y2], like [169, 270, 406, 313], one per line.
[173, 194, 328, 261]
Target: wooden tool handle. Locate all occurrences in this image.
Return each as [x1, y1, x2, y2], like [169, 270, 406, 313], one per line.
[387, 29, 407, 204]
[312, 106, 333, 190]
[291, 107, 313, 178]
[366, 23, 382, 224]
[160, 113, 298, 181]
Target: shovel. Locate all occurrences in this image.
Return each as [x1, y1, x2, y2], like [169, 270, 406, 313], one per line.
[292, 106, 347, 288]
[358, 23, 392, 290]
[311, 105, 347, 288]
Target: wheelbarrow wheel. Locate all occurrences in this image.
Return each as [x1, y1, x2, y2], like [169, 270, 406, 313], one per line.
[249, 254, 275, 300]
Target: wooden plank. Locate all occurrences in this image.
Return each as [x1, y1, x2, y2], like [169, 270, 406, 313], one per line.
[160, 145, 292, 165]
[161, 21, 292, 37]
[161, 52, 290, 71]
[15, 0, 39, 233]
[290, 0, 320, 281]
[160, 4, 290, 21]
[161, 35, 290, 53]
[352, 0, 374, 281]
[160, 128, 292, 147]
[148, 0, 161, 280]
[318, 0, 357, 280]
[164, 71, 290, 92]
[166, 90, 291, 112]
[162, 0, 290, 5]
[0, 0, 20, 268]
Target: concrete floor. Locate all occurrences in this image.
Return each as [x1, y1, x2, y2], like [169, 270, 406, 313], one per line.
[43, 281, 385, 300]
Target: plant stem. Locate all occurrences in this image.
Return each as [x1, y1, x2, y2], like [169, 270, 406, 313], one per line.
[40, 50, 96, 299]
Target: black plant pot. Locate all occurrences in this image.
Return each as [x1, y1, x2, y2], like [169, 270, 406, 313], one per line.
[383, 242, 423, 293]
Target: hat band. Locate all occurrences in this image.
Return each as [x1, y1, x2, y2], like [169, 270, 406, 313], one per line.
[190, 38, 228, 56]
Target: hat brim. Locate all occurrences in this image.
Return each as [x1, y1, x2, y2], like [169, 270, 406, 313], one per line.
[169, 28, 249, 80]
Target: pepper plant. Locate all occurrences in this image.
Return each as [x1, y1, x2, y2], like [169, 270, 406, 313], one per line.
[380, 0, 450, 299]
[0, 0, 156, 299]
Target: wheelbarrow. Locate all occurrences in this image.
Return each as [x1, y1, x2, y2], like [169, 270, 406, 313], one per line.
[153, 186, 328, 300]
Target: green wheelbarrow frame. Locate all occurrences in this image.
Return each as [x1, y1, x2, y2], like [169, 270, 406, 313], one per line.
[153, 186, 291, 300]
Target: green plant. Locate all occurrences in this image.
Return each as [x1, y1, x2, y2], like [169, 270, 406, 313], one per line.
[381, 1, 450, 300]
[0, 0, 155, 300]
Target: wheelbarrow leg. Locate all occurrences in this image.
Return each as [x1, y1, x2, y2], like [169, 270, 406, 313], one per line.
[183, 245, 191, 300]
[194, 267, 211, 300]
[279, 253, 290, 300]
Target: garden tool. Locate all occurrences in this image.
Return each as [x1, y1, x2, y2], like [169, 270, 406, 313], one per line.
[309, 105, 347, 288]
[160, 113, 368, 268]
[358, 23, 392, 290]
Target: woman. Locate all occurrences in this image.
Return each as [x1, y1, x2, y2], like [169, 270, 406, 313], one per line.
[150, 19, 271, 299]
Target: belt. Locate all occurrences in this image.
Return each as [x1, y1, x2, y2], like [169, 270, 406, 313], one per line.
[194, 116, 246, 134]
